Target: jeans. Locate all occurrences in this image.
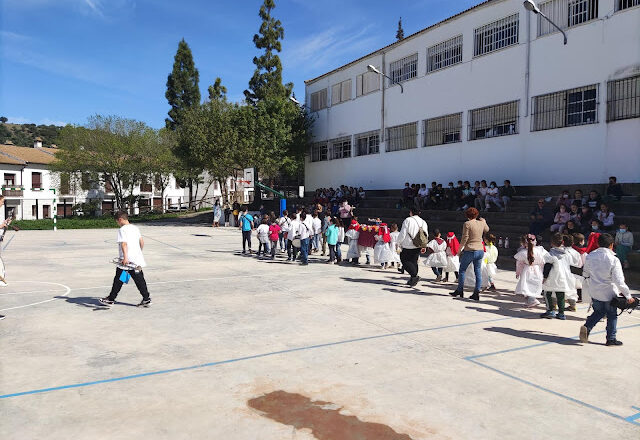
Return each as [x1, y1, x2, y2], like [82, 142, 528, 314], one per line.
[278, 232, 285, 250]
[108, 268, 150, 301]
[458, 250, 484, 291]
[242, 230, 252, 252]
[312, 234, 320, 251]
[300, 238, 310, 264]
[328, 244, 336, 262]
[585, 298, 618, 341]
[336, 242, 342, 261]
[400, 248, 421, 278]
[257, 241, 270, 255]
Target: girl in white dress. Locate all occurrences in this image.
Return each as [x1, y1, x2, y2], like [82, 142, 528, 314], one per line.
[484, 233, 499, 291]
[374, 223, 394, 268]
[514, 234, 553, 307]
[444, 232, 460, 283]
[345, 219, 361, 264]
[424, 229, 448, 281]
[389, 223, 402, 270]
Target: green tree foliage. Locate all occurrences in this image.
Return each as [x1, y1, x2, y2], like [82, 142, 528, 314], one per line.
[165, 39, 201, 130]
[208, 77, 227, 102]
[396, 17, 405, 41]
[0, 123, 62, 147]
[0, 117, 7, 123]
[244, 0, 292, 104]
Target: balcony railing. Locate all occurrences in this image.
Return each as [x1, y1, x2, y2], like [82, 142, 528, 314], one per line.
[2, 186, 24, 197]
[140, 184, 153, 193]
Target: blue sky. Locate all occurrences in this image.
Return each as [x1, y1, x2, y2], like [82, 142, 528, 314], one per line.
[0, 0, 480, 129]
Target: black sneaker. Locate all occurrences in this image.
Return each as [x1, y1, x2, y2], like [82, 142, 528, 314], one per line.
[137, 299, 151, 308]
[99, 297, 114, 306]
[606, 339, 623, 346]
[0, 314, 5, 320]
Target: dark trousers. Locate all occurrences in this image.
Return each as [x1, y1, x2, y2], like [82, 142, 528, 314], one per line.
[242, 230, 252, 251]
[431, 267, 443, 276]
[270, 240, 278, 257]
[328, 244, 336, 262]
[108, 268, 150, 301]
[400, 248, 421, 278]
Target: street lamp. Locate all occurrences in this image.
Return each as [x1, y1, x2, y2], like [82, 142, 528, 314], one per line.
[289, 96, 302, 106]
[367, 64, 404, 93]
[523, 0, 567, 45]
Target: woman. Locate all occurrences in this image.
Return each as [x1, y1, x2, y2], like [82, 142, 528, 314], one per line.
[212, 200, 222, 227]
[450, 207, 489, 301]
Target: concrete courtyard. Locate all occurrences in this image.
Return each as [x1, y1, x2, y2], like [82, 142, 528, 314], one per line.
[1, 224, 639, 439]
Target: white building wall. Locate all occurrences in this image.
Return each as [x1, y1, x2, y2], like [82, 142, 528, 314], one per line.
[304, 0, 640, 190]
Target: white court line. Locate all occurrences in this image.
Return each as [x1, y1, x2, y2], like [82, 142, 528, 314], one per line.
[0, 289, 67, 296]
[0, 282, 71, 312]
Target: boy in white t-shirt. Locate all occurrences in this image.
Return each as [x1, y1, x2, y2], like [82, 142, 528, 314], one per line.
[100, 211, 151, 307]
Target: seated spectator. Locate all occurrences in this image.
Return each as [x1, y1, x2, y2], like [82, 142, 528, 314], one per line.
[459, 181, 475, 211]
[485, 181, 503, 211]
[358, 187, 366, 201]
[586, 190, 602, 210]
[429, 183, 444, 209]
[578, 206, 593, 234]
[571, 189, 585, 208]
[474, 180, 489, 211]
[595, 203, 615, 231]
[589, 219, 604, 237]
[605, 176, 624, 202]
[555, 189, 572, 212]
[402, 182, 412, 208]
[550, 204, 570, 232]
[500, 179, 516, 210]
[615, 223, 633, 269]
[414, 183, 429, 209]
[529, 198, 552, 235]
[568, 203, 581, 224]
[565, 220, 580, 236]
[443, 182, 458, 210]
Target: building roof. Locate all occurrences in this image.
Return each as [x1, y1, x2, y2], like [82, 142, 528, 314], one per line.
[304, 0, 497, 85]
[0, 144, 57, 166]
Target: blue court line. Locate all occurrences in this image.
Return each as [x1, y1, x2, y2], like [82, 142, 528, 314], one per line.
[0, 316, 513, 400]
[465, 323, 640, 427]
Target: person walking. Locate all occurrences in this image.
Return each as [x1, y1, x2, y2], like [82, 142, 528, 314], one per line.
[451, 207, 489, 301]
[579, 233, 634, 346]
[396, 207, 429, 287]
[238, 207, 254, 254]
[212, 199, 222, 227]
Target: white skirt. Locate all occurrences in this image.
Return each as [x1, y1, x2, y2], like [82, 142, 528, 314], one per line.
[374, 241, 394, 264]
[424, 251, 447, 268]
[444, 255, 459, 272]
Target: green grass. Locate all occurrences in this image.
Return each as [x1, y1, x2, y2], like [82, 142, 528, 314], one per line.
[13, 212, 182, 230]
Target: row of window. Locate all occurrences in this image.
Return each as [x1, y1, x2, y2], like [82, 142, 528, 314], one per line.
[309, 1, 639, 112]
[309, 75, 639, 162]
[2, 172, 42, 188]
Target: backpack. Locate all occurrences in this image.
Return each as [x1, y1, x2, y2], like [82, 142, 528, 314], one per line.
[410, 217, 428, 248]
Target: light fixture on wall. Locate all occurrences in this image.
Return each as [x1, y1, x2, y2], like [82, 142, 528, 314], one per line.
[367, 64, 404, 93]
[523, 0, 567, 45]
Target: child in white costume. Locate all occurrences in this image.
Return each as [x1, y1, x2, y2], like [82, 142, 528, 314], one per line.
[388, 223, 402, 269]
[374, 223, 394, 268]
[484, 233, 499, 291]
[424, 229, 447, 281]
[563, 234, 584, 311]
[540, 233, 577, 320]
[514, 234, 553, 307]
[345, 219, 361, 263]
[443, 232, 460, 282]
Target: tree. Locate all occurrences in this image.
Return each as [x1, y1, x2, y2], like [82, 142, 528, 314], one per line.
[244, 0, 292, 104]
[208, 77, 227, 102]
[0, 117, 7, 124]
[396, 17, 405, 41]
[165, 39, 201, 130]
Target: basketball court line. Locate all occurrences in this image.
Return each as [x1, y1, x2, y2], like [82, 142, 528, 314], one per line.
[0, 282, 71, 312]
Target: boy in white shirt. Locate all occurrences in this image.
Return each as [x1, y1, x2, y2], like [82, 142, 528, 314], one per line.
[100, 211, 151, 307]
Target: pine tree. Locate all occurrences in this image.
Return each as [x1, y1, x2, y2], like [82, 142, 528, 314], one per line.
[396, 17, 405, 41]
[208, 77, 227, 102]
[244, 0, 292, 104]
[165, 39, 201, 130]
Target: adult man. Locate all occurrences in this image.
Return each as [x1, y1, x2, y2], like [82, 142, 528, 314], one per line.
[238, 207, 254, 254]
[396, 208, 428, 287]
[500, 179, 516, 211]
[529, 199, 552, 236]
[605, 176, 624, 202]
[100, 211, 151, 307]
[579, 234, 634, 346]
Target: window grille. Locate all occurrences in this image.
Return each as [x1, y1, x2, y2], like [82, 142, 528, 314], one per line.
[423, 113, 462, 147]
[356, 70, 380, 96]
[389, 53, 418, 84]
[538, 0, 598, 36]
[386, 122, 417, 152]
[532, 85, 598, 131]
[354, 130, 380, 156]
[329, 136, 352, 160]
[617, 0, 640, 10]
[310, 142, 328, 162]
[474, 14, 519, 57]
[468, 101, 519, 140]
[427, 35, 463, 73]
[331, 79, 352, 105]
[607, 75, 640, 122]
[310, 89, 328, 112]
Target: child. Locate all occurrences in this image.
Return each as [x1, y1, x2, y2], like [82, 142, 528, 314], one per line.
[615, 223, 634, 269]
[444, 232, 460, 282]
[550, 204, 569, 232]
[514, 234, 552, 308]
[325, 217, 339, 264]
[485, 182, 504, 211]
[484, 233, 499, 291]
[424, 229, 447, 281]
[374, 223, 393, 269]
[541, 233, 576, 320]
[311, 211, 322, 253]
[389, 223, 402, 270]
[268, 220, 281, 260]
[345, 219, 361, 264]
[256, 218, 270, 257]
[562, 234, 582, 311]
[572, 233, 588, 303]
[336, 217, 345, 263]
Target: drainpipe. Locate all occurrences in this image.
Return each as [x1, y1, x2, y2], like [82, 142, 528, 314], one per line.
[525, 11, 532, 117]
[380, 51, 386, 144]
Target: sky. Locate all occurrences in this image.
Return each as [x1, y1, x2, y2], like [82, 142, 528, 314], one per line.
[0, 0, 480, 129]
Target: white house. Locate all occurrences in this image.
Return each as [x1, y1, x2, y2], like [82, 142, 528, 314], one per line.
[303, 0, 640, 190]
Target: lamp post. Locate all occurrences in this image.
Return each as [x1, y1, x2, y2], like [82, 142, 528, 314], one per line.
[523, 0, 567, 45]
[367, 64, 404, 93]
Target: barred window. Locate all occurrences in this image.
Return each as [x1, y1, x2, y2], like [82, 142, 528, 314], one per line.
[607, 75, 640, 122]
[386, 122, 417, 152]
[357, 70, 380, 96]
[310, 89, 328, 112]
[331, 79, 352, 106]
[355, 130, 380, 156]
[423, 113, 462, 147]
[538, 0, 598, 36]
[474, 14, 519, 57]
[427, 35, 463, 73]
[330, 136, 352, 160]
[310, 142, 328, 162]
[617, 0, 640, 10]
[532, 85, 598, 131]
[468, 101, 519, 140]
[389, 53, 418, 84]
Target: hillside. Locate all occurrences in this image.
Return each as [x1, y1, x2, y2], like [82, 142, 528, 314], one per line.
[0, 122, 63, 147]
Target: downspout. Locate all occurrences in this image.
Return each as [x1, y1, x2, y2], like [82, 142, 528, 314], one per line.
[380, 51, 386, 144]
[525, 10, 532, 117]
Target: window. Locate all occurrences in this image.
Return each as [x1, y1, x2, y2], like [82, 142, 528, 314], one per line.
[330, 136, 352, 160]
[427, 35, 463, 73]
[356, 70, 380, 96]
[468, 101, 519, 140]
[310, 89, 328, 112]
[474, 14, 519, 57]
[386, 122, 417, 152]
[532, 85, 598, 131]
[331, 79, 352, 106]
[43, 205, 50, 218]
[32, 172, 42, 189]
[140, 176, 152, 192]
[617, 0, 640, 10]
[538, 0, 598, 36]
[389, 53, 418, 84]
[4, 173, 15, 186]
[607, 75, 640, 122]
[310, 142, 328, 162]
[59, 173, 70, 194]
[423, 113, 462, 147]
[354, 130, 380, 156]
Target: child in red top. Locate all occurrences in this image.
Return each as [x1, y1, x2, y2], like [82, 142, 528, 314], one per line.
[444, 232, 461, 282]
[268, 222, 281, 259]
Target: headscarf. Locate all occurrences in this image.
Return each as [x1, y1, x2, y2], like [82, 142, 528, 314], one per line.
[446, 232, 460, 255]
[585, 233, 600, 253]
[378, 223, 391, 243]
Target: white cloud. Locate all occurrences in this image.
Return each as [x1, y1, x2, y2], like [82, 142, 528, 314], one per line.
[3, 0, 136, 21]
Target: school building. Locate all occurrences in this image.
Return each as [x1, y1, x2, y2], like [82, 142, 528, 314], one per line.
[303, 0, 640, 191]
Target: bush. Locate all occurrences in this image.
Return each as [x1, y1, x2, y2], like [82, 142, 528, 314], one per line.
[13, 212, 182, 230]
